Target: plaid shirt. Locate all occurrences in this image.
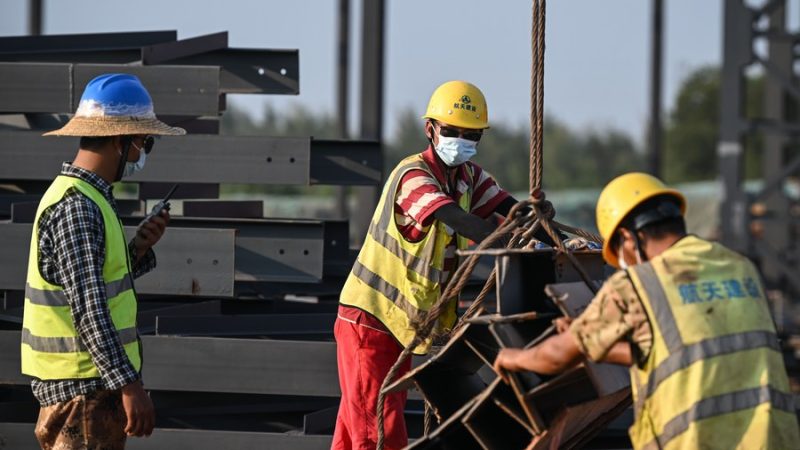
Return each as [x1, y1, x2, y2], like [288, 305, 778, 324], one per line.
[30, 163, 156, 406]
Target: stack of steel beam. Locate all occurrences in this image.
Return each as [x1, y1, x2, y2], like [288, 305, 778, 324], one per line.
[0, 30, 387, 450]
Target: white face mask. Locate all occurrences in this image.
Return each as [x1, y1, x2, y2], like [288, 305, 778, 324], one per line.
[618, 246, 628, 270]
[618, 240, 643, 270]
[122, 146, 146, 178]
[434, 135, 477, 166]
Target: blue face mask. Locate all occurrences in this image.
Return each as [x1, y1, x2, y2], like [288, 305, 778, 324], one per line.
[434, 135, 477, 166]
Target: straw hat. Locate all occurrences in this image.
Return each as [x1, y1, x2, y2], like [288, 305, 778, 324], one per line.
[43, 73, 186, 137]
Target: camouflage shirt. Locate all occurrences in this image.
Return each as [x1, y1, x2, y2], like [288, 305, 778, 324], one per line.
[569, 270, 653, 364]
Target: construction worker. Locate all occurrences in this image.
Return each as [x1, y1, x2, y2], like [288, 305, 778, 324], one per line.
[21, 74, 185, 449]
[332, 80, 559, 450]
[494, 173, 800, 449]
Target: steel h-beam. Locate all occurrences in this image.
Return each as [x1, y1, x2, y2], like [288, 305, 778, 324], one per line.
[0, 132, 382, 186]
[760, 4, 792, 296]
[718, 0, 753, 254]
[353, 0, 386, 244]
[648, 0, 663, 177]
[27, 0, 42, 36]
[334, 0, 351, 219]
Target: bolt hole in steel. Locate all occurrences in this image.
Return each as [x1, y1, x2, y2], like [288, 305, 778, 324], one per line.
[266, 156, 272, 162]
[289, 157, 296, 163]
[212, 259, 218, 266]
[303, 250, 309, 255]
[280, 68, 287, 75]
[279, 249, 285, 255]
[186, 258, 193, 264]
[258, 67, 265, 75]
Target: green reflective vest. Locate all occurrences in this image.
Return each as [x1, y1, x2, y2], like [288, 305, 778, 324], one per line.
[626, 235, 799, 449]
[21, 175, 141, 380]
[340, 154, 472, 354]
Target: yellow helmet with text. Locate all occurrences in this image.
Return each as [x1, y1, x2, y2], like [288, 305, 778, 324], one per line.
[422, 80, 489, 129]
[596, 172, 686, 268]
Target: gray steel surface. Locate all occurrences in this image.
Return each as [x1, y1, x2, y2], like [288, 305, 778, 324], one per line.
[0, 331, 340, 396]
[0, 423, 333, 450]
[0, 30, 177, 56]
[154, 313, 335, 337]
[0, 31, 299, 95]
[139, 335, 339, 396]
[0, 63, 220, 116]
[0, 132, 381, 186]
[0, 223, 236, 297]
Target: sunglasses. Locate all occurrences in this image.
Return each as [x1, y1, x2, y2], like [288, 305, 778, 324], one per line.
[436, 124, 483, 142]
[131, 136, 155, 154]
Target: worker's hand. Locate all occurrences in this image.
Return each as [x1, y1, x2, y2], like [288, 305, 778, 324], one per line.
[493, 348, 524, 384]
[134, 209, 169, 259]
[553, 317, 573, 333]
[121, 380, 155, 437]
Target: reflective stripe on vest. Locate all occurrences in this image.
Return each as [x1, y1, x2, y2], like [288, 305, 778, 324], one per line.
[626, 237, 799, 449]
[640, 386, 796, 450]
[21, 327, 138, 353]
[633, 263, 783, 403]
[339, 155, 472, 354]
[21, 175, 141, 380]
[25, 277, 133, 307]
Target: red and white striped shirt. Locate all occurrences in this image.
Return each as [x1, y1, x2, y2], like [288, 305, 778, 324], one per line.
[393, 146, 509, 284]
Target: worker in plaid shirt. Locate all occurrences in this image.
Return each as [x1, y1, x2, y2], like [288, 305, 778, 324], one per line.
[21, 74, 185, 450]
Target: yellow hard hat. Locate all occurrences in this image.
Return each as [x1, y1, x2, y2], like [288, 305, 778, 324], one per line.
[596, 172, 686, 268]
[422, 80, 489, 129]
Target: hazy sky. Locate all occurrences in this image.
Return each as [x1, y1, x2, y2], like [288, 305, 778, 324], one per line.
[0, 0, 723, 144]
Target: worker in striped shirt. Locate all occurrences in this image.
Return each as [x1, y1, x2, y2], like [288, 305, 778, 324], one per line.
[333, 80, 556, 450]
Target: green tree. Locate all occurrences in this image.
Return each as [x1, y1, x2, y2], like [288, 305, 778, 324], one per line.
[663, 65, 764, 183]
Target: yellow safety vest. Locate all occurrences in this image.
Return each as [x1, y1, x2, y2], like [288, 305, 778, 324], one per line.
[340, 154, 472, 354]
[21, 175, 141, 380]
[625, 236, 799, 449]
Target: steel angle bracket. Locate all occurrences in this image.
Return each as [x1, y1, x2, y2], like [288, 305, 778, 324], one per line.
[383, 324, 489, 421]
[545, 282, 631, 396]
[527, 388, 632, 450]
[494, 249, 607, 316]
[406, 396, 483, 450]
[520, 363, 602, 434]
[462, 377, 534, 450]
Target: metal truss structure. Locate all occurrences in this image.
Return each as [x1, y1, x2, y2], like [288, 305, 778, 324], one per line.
[720, 0, 800, 310]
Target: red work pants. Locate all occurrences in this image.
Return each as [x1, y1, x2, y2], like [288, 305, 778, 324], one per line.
[331, 310, 411, 450]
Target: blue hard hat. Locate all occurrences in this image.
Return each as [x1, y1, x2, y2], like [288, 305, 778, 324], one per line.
[75, 73, 155, 118]
[43, 73, 185, 136]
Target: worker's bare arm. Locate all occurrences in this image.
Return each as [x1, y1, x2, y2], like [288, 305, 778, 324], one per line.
[599, 341, 633, 366]
[433, 203, 499, 244]
[493, 331, 584, 379]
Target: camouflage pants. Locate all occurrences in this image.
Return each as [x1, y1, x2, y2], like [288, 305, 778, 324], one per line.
[34, 389, 127, 450]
